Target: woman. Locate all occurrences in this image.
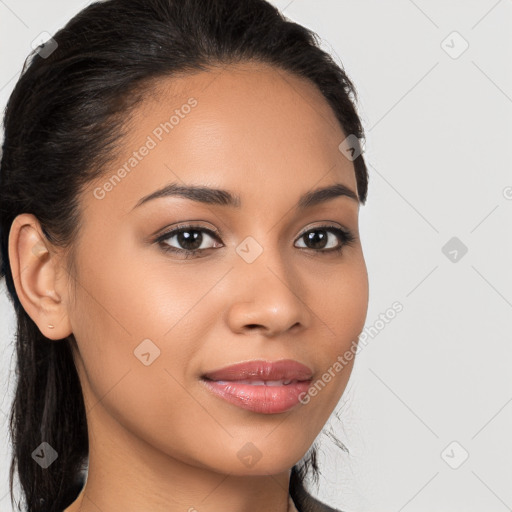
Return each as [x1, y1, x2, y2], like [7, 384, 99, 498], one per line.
[0, 0, 369, 511]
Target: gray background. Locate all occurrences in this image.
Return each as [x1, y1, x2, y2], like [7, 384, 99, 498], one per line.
[1, 1, 511, 510]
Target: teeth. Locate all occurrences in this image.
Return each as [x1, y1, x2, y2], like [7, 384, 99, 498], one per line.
[264, 380, 284, 386]
[223, 379, 297, 386]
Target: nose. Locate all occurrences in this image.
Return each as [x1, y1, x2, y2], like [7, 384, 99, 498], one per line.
[225, 246, 312, 337]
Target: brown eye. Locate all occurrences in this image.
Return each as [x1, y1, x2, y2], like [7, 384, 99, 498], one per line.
[295, 226, 355, 253]
[156, 225, 222, 257]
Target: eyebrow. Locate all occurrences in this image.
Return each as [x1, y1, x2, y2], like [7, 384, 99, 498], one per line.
[131, 182, 359, 211]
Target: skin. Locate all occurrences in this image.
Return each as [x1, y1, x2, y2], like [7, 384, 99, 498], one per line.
[9, 61, 369, 512]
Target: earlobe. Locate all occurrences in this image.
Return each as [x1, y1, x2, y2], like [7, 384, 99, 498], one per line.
[8, 213, 73, 340]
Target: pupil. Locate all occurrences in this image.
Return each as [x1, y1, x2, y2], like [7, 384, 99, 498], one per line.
[307, 230, 327, 249]
[178, 230, 202, 250]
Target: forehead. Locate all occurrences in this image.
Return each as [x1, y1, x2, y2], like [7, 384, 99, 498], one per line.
[83, 61, 357, 217]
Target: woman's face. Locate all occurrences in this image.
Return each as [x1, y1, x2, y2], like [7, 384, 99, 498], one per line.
[65, 61, 369, 477]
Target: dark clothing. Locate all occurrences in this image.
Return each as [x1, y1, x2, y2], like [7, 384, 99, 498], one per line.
[291, 481, 343, 512]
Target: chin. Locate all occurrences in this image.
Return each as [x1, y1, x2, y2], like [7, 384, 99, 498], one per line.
[205, 439, 312, 477]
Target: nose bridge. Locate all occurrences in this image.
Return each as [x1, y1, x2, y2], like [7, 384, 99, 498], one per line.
[235, 233, 292, 291]
[227, 233, 310, 334]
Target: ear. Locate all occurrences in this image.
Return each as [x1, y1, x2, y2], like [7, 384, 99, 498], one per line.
[8, 213, 73, 340]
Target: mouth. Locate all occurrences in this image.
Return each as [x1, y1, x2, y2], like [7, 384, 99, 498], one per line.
[200, 359, 313, 414]
[205, 379, 303, 386]
[202, 358, 313, 382]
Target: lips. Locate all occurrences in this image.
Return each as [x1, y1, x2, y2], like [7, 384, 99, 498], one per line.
[201, 359, 313, 414]
[202, 359, 313, 382]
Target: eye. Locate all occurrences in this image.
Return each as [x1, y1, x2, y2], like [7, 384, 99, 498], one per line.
[154, 223, 356, 259]
[155, 225, 223, 258]
[294, 225, 355, 253]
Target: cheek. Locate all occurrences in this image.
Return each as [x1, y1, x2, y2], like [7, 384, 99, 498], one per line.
[309, 254, 369, 353]
[300, 255, 368, 410]
[71, 227, 220, 343]
[68, 256, 217, 463]
[67, 234, 224, 421]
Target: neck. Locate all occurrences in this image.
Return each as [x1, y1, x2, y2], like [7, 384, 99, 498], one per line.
[63, 401, 293, 512]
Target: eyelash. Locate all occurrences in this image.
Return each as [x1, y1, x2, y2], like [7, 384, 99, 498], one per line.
[154, 223, 356, 259]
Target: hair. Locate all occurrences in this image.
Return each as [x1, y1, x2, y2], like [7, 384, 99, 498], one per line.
[0, 0, 369, 510]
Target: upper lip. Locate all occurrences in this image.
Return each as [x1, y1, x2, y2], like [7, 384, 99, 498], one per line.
[202, 359, 313, 382]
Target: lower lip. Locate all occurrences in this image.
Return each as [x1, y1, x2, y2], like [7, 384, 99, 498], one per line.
[201, 379, 312, 414]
